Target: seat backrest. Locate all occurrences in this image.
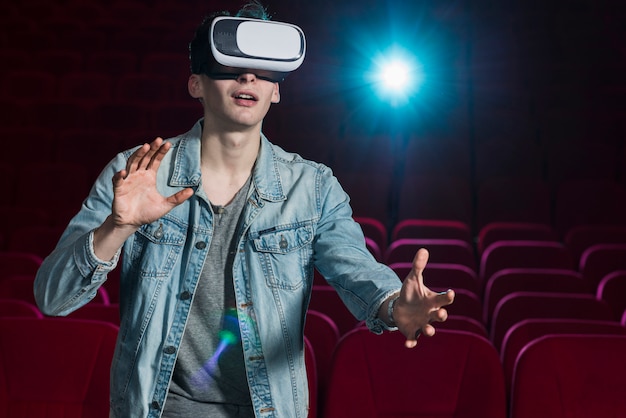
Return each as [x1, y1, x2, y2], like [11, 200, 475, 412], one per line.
[564, 224, 626, 265]
[483, 268, 589, 325]
[385, 238, 477, 271]
[0, 251, 43, 280]
[354, 216, 388, 255]
[501, 318, 626, 393]
[304, 336, 317, 418]
[0, 318, 118, 418]
[489, 291, 614, 351]
[510, 334, 626, 418]
[308, 286, 360, 336]
[437, 288, 483, 323]
[477, 221, 558, 255]
[391, 219, 472, 244]
[579, 243, 626, 287]
[479, 240, 574, 284]
[389, 262, 480, 297]
[596, 270, 626, 320]
[0, 299, 43, 318]
[435, 315, 488, 337]
[324, 328, 506, 418]
[304, 310, 340, 415]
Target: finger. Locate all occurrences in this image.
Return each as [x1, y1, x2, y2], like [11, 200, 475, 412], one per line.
[139, 138, 164, 170]
[404, 327, 434, 349]
[113, 169, 127, 184]
[128, 138, 164, 172]
[429, 307, 448, 324]
[146, 139, 171, 171]
[436, 289, 455, 308]
[126, 143, 151, 173]
[166, 188, 195, 206]
[405, 330, 420, 349]
[405, 248, 429, 284]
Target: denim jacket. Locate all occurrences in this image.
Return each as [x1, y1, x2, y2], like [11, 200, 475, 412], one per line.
[34, 120, 401, 418]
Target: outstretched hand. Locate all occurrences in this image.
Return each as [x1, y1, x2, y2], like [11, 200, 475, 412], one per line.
[393, 248, 455, 348]
[111, 137, 194, 229]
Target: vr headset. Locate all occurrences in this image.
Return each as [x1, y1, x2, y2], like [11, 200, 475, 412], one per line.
[207, 16, 306, 82]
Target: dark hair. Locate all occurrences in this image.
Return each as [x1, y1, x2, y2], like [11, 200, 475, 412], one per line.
[189, 1, 271, 74]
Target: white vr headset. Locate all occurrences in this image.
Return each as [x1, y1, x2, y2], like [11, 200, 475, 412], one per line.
[209, 16, 306, 79]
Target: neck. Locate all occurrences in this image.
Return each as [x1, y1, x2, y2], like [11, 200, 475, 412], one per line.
[201, 124, 260, 169]
[200, 128, 260, 206]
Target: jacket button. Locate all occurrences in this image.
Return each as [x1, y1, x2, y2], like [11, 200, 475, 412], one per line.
[180, 291, 191, 300]
[195, 241, 207, 250]
[163, 346, 176, 355]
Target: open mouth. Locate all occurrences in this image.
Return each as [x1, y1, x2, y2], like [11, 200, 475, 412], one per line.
[235, 93, 257, 101]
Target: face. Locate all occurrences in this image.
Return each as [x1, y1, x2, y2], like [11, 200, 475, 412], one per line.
[188, 71, 281, 132]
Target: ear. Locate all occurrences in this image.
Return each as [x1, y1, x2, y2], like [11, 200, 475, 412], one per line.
[271, 82, 280, 104]
[188, 74, 203, 99]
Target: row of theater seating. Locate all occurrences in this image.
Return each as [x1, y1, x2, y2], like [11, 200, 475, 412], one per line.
[2, 219, 626, 300]
[2, 220, 626, 340]
[2, 297, 626, 417]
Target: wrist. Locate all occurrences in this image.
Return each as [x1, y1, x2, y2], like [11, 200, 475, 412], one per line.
[387, 294, 401, 327]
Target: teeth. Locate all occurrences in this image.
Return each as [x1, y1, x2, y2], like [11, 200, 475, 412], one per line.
[237, 94, 255, 100]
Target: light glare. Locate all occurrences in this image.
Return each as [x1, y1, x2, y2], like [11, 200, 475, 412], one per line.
[368, 47, 424, 106]
[381, 61, 410, 90]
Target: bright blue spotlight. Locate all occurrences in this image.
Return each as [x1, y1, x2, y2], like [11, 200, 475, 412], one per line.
[380, 60, 410, 90]
[367, 47, 424, 106]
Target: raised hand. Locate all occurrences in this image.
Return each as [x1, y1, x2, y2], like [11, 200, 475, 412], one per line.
[393, 248, 455, 348]
[93, 137, 194, 261]
[111, 137, 194, 229]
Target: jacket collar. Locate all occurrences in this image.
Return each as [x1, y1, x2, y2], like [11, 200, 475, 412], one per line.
[169, 119, 286, 202]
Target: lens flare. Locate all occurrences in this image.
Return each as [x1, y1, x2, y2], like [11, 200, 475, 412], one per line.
[191, 308, 244, 389]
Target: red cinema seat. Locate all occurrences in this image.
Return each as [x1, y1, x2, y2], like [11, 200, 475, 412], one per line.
[596, 270, 626, 320]
[385, 238, 477, 271]
[0, 299, 43, 319]
[479, 240, 574, 285]
[0, 318, 118, 418]
[309, 286, 360, 336]
[489, 291, 614, 351]
[564, 224, 626, 265]
[304, 336, 317, 418]
[579, 243, 626, 288]
[324, 328, 506, 418]
[390, 262, 480, 297]
[391, 219, 472, 244]
[304, 310, 340, 415]
[501, 318, 626, 393]
[510, 334, 626, 418]
[477, 221, 558, 255]
[483, 268, 590, 325]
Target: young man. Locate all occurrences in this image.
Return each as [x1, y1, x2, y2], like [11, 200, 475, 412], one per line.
[34, 2, 454, 417]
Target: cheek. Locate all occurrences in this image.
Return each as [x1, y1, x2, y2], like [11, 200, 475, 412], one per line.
[271, 86, 280, 103]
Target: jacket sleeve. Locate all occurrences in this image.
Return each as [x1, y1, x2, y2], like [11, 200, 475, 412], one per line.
[312, 165, 401, 333]
[34, 153, 126, 316]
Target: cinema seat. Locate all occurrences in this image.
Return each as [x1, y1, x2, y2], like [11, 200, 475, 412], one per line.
[0, 317, 118, 418]
[510, 334, 626, 418]
[324, 328, 506, 418]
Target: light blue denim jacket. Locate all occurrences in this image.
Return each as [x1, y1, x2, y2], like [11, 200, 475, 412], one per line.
[34, 120, 401, 418]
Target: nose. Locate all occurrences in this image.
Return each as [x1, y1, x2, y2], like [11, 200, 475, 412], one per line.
[237, 72, 256, 82]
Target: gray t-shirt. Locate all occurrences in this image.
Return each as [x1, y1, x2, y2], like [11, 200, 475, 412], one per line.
[163, 177, 254, 418]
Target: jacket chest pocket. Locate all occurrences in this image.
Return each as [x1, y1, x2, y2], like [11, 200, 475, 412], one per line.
[130, 216, 187, 279]
[253, 223, 314, 290]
